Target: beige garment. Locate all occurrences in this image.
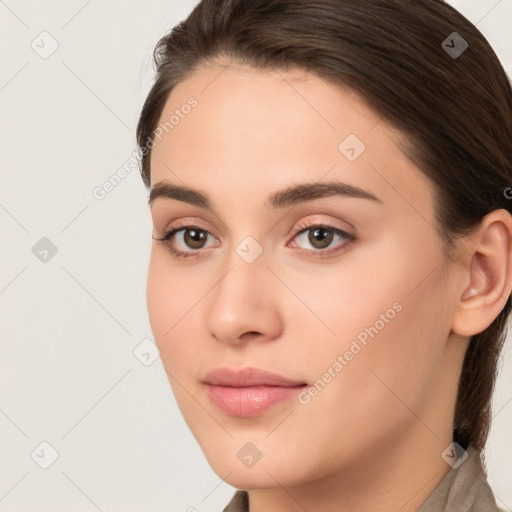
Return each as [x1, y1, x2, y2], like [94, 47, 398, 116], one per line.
[222, 446, 503, 511]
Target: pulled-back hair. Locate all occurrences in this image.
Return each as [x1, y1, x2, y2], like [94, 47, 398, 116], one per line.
[136, 0, 512, 452]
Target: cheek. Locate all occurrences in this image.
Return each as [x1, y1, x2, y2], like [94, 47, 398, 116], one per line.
[146, 252, 173, 341]
[146, 249, 209, 381]
[290, 232, 450, 411]
[270, 260, 450, 477]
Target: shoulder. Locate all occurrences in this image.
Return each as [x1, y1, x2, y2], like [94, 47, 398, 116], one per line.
[418, 446, 502, 512]
[222, 490, 249, 512]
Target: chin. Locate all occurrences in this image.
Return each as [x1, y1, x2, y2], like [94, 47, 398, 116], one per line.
[211, 462, 294, 490]
[199, 439, 314, 490]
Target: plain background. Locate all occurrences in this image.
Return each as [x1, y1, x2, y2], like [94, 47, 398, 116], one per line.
[1, 1, 511, 511]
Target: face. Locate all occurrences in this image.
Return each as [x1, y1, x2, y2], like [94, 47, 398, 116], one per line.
[147, 61, 463, 489]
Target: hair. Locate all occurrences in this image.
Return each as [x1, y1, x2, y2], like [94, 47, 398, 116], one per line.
[136, 0, 512, 453]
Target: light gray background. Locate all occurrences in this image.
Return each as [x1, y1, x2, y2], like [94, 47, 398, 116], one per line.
[1, 1, 511, 511]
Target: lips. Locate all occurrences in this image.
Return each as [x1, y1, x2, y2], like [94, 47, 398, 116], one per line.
[203, 366, 306, 387]
[202, 367, 307, 417]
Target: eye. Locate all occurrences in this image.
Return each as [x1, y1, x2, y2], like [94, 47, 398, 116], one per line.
[152, 224, 218, 259]
[153, 221, 356, 259]
[289, 222, 355, 256]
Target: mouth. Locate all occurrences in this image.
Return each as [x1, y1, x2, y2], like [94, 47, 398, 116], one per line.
[202, 366, 308, 417]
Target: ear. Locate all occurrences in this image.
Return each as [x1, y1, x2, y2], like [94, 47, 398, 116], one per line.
[452, 209, 512, 337]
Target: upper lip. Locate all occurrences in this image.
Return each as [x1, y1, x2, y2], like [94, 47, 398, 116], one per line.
[202, 367, 307, 387]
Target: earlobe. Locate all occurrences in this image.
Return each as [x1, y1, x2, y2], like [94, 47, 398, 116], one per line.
[452, 209, 512, 337]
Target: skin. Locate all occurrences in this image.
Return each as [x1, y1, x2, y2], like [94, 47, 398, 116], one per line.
[146, 60, 512, 512]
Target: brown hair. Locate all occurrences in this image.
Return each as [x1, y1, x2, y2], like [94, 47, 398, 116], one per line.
[136, 0, 512, 452]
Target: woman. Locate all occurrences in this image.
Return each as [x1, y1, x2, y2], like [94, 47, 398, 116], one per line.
[136, 0, 512, 510]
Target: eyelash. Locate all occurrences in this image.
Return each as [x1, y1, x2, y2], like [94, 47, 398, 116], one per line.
[152, 221, 356, 259]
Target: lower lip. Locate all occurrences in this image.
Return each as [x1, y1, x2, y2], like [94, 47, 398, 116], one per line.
[205, 384, 306, 417]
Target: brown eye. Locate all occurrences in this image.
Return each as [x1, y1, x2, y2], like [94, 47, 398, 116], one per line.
[291, 223, 354, 256]
[153, 223, 217, 259]
[154, 222, 355, 260]
[183, 228, 208, 249]
[308, 227, 334, 249]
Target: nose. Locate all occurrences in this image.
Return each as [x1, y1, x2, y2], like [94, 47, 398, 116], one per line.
[204, 245, 283, 346]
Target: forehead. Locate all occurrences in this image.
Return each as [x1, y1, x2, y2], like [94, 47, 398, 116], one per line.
[149, 62, 434, 218]
[153, 62, 387, 156]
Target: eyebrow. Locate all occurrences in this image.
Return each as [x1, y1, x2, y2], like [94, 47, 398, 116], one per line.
[148, 180, 383, 211]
